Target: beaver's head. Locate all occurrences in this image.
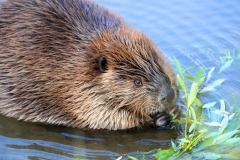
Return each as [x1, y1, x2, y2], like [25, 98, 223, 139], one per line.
[73, 27, 178, 130]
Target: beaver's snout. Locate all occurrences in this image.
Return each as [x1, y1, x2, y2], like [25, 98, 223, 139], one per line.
[158, 87, 175, 105]
[152, 87, 179, 127]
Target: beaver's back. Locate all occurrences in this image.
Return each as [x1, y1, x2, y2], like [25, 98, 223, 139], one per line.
[0, 0, 127, 125]
[0, 0, 125, 34]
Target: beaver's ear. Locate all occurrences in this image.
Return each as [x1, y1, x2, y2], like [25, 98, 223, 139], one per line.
[98, 56, 108, 72]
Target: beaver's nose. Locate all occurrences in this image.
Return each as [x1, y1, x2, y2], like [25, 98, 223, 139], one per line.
[158, 87, 175, 104]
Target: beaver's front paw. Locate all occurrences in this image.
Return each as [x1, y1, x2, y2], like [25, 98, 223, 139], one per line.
[153, 112, 171, 127]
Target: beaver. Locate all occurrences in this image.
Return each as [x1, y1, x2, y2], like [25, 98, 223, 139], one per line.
[0, 0, 178, 130]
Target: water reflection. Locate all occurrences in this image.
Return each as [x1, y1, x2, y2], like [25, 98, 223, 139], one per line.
[0, 115, 178, 159]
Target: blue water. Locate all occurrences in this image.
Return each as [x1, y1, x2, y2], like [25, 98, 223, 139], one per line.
[0, 0, 240, 159]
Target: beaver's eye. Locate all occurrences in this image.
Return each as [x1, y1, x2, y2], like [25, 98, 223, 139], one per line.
[134, 79, 142, 87]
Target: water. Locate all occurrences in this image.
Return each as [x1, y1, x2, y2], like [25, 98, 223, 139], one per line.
[0, 0, 239, 159]
[0, 115, 177, 159]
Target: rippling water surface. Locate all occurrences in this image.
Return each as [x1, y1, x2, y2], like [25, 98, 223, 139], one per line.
[0, 0, 239, 159]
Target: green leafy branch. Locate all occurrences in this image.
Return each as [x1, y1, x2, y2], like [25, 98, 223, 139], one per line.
[154, 51, 240, 160]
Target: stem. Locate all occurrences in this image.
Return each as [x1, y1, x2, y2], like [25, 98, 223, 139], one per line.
[192, 107, 203, 137]
[184, 102, 190, 140]
[177, 132, 205, 159]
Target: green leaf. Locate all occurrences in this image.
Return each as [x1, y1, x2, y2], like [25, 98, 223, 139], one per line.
[212, 130, 240, 145]
[171, 119, 180, 123]
[209, 79, 226, 88]
[220, 100, 225, 111]
[184, 66, 195, 72]
[222, 118, 240, 133]
[220, 115, 229, 126]
[189, 123, 196, 133]
[225, 137, 240, 144]
[174, 58, 184, 80]
[202, 102, 216, 109]
[190, 119, 202, 125]
[219, 125, 227, 133]
[187, 82, 198, 107]
[220, 56, 225, 63]
[212, 110, 229, 115]
[116, 156, 122, 160]
[199, 86, 215, 93]
[190, 106, 197, 121]
[226, 50, 231, 58]
[199, 79, 225, 94]
[171, 141, 177, 151]
[197, 77, 205, 87]
[204, 122, 222, 127]
[203, 132, 219, 139]
[219, 59, 234, 73]
[198, 129, 208, 133]
[194, 98, 202, 106]
[229, 113, 236, 120]
[179, 138, 190, 143]
[154, 147, 174, 160]
[192, 136, 215, 152]
[195, 67, 204, 81]
[177, 74, 187, 94]
[206, 67, 215, 84]
[185, 75, 195, 81]
[128, 156, 139, 160]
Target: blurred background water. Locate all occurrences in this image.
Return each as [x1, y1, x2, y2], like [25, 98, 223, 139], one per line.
[0, 0, 239, 159]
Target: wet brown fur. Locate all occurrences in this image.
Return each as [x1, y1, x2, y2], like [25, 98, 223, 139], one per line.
[0, 0, 177, 130]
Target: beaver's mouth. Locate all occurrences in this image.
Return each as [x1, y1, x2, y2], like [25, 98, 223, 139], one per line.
[150, 112, 161, 119]
[168, 106, 180, 119]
